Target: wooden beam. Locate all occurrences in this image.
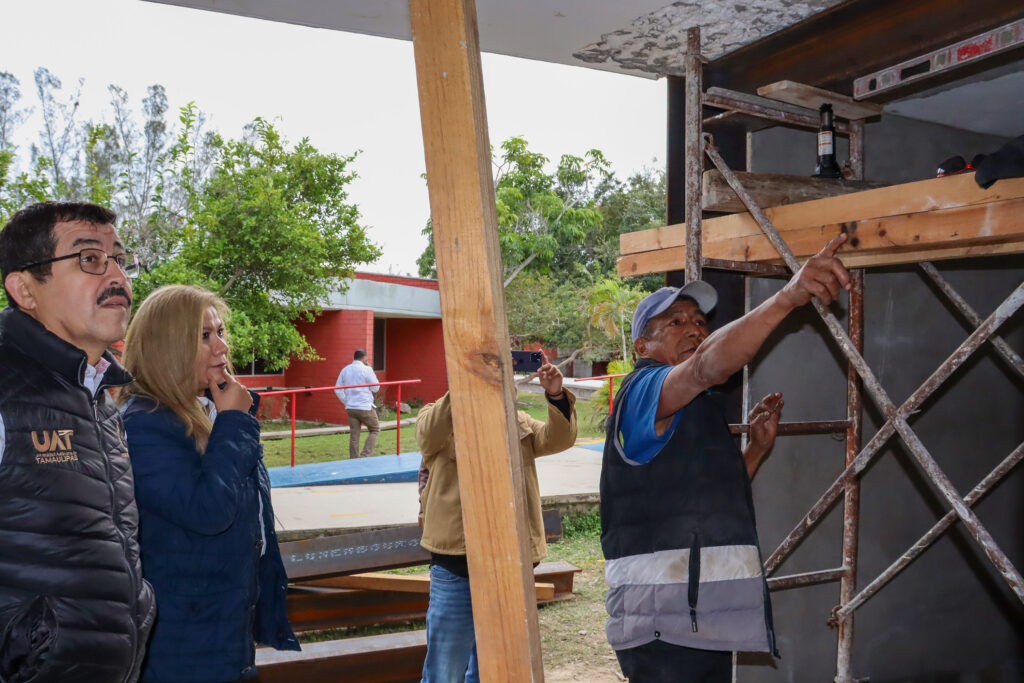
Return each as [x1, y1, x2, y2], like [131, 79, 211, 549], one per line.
[622, 173, 1024, 255]
[255, 631, 427, 683]
[756, 81, 882, 120]
[409, 1, 543, 680]
[287, 562, 582, 634]
[703, 170, 888, 213]
[618, 198, 1024, 276]
[705, 0, 1024, 94]
[310, 573, 556, 600]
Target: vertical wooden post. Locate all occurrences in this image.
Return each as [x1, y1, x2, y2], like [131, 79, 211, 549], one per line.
[409, 1, 544, 681]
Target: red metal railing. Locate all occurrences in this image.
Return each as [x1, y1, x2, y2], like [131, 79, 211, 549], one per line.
[574, 373, 628, 414]
[259, 379, 422, 467]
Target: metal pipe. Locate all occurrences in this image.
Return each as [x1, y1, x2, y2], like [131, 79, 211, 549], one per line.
[848, 120, 865, 181]
[767, 567, 848, 591]
[729, 420, 850, 436]
[702, 257, 789, 277]
[836, 268, 864, 683]
[919, 262, 1024, 382]
[705, 138, 1024, 603]
[834, 441, 1024, 620]
[684, 27, 703, 284]
[703, 110, 738, 125]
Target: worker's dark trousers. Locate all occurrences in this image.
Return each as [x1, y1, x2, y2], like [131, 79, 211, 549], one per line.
[615, 639, 732, 683]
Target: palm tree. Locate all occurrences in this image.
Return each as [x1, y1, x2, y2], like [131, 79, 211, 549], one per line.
[588, 278, 645, 362]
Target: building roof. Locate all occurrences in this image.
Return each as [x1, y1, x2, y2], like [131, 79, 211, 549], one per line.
[325, 274, 441, 318]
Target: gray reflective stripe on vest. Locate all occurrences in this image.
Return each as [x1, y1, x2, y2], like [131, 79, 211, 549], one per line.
[605, 544, 762, 587]
[604, 544, 772, 652]
[605, 580, 771, 652]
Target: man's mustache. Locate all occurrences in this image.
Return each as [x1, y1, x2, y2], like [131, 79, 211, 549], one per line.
[97, 286, 133, 307]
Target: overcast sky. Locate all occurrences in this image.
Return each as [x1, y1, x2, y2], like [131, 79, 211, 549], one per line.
[1, 0, 667, 275]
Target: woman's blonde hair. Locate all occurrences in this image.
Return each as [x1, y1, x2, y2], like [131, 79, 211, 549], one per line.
[118, 284, 233, 453]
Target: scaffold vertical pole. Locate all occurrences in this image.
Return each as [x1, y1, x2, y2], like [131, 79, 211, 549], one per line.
[836, 268, 863, 682]
[684, 26, 703, 284]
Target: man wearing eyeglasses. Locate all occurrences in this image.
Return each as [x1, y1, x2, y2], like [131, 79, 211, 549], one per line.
[0, 202, 154, 683]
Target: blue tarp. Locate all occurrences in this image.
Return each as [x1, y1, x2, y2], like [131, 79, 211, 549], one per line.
[268, 451, 423, 488]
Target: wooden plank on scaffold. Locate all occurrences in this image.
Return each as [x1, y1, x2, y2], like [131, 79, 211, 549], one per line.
[409, 1, 544, 681]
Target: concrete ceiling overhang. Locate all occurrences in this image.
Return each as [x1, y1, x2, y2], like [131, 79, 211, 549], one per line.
[144, 0, 843, 78]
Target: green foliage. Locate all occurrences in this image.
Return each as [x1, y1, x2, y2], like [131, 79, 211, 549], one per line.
[588, 278, 645, 362]
[561, 510, 601, 540]
[1, 71, 381, 371]
[587, 358, 634, 430]
[505, 272, 587, 353]
[143, 117, 381, 369]
[594, 167, 668, 292]
[417, 136, 609, 280]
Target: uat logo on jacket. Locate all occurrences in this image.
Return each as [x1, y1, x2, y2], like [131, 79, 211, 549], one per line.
[31, 429, 78, 464]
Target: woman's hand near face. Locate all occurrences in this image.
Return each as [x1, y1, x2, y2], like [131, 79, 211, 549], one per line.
[207, 367, 253, 414]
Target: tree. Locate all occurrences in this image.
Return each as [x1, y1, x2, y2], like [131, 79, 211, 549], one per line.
[417, 136, 609, 280]
[0, 72, 29, 155]
[31, 67, 84, 198]
[588, 278, 645, 362]
[138, 117, 381, 370]
[3, 70, 382, 367]
[593, 167, 667, 291]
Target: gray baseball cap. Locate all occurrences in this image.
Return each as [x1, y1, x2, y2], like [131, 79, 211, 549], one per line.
[631, 281, 718, 341]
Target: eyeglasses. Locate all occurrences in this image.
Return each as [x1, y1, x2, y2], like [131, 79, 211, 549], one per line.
[19, 248, 140, 279]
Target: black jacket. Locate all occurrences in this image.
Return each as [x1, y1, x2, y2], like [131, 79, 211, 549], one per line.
[0, 308, 155, 683]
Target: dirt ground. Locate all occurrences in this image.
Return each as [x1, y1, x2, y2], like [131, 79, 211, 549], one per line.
[546, 660, 625, 682]
[538, 530, 625, 682]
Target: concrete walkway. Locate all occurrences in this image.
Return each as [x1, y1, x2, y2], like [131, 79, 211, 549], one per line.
[270, 444, 603, 539]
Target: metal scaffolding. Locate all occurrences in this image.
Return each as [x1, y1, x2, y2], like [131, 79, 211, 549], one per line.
[677, 26, 1024, 683]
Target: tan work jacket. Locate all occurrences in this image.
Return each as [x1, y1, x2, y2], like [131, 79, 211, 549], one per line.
[417, 391, 577, 563]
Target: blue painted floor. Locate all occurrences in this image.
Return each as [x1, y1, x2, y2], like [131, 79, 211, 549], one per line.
[579, 441, 604, 452]
[268, 451, 423, 488]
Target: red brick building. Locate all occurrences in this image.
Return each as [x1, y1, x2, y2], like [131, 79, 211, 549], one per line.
[237, 272, 448, 424]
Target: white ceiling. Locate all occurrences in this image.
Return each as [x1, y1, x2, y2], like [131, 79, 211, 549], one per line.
[145, 0, 842, 78]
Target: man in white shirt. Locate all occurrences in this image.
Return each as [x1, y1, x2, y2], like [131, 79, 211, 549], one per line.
[335, 349, 381, 458]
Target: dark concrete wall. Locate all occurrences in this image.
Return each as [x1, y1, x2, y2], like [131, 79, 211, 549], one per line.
[737, 116, 1024, 682]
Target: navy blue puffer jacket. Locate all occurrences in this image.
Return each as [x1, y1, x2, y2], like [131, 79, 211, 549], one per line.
[122, 395, 299, 683]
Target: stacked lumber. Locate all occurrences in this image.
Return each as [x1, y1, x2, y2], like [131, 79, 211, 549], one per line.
[619, 173, 1024, 276]
[286, 561, 581, 633]
[258, 514, 580, 682]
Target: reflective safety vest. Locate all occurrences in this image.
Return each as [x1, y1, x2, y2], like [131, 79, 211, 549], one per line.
[600, 358, 777, 655]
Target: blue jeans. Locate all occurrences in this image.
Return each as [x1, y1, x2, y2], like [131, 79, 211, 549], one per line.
[421, 564, 479, 683]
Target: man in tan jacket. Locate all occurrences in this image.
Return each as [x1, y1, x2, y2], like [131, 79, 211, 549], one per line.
[417, 362, 577, 682]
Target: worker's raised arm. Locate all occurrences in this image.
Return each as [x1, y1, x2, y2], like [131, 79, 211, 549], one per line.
[656, 233, 850, 420]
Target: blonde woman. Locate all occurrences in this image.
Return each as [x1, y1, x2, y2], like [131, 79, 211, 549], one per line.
[118, 285, 298, 683]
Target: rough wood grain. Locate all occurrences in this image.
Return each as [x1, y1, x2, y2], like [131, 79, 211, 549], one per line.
[703, 170, 888, 212]
[618, 198, 1024, 276]
[410, 0, 543, 680]
[621, 173, 1024, 256]
[757, 80, 883, 119]
[315, 573, 556, 599]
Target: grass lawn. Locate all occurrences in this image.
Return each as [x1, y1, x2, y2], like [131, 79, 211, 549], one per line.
[259, 419, 331, 432]
[261, 394, 606, 469]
